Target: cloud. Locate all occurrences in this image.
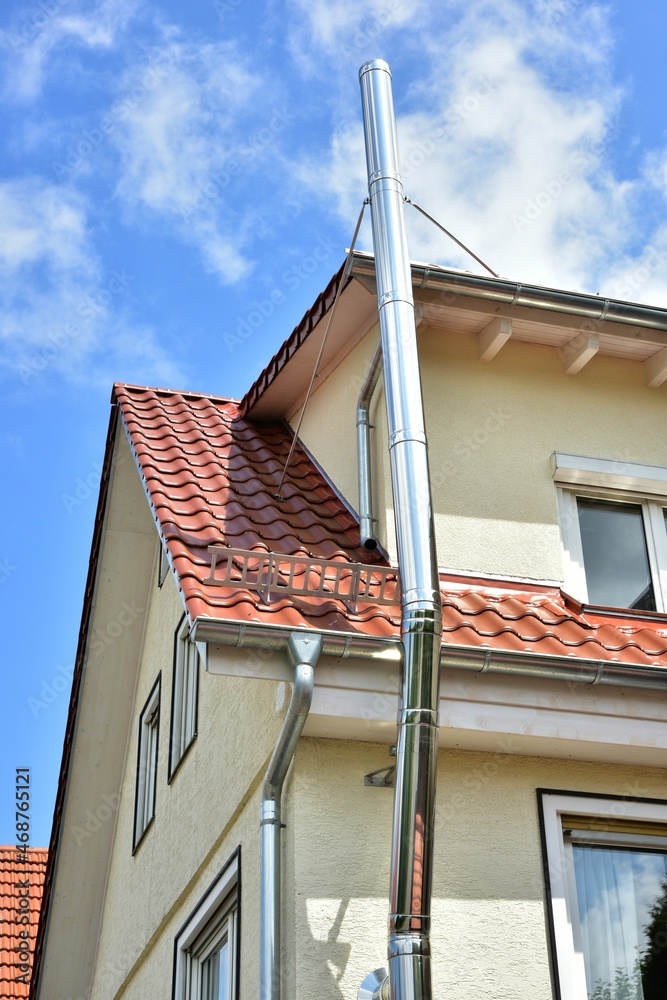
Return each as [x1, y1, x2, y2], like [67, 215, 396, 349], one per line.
[292, 0, 667, 302]
[0, 178, 181, 388]
[0, 0, 141, 101]
[111, 38, 274, 284]
[287, 0, 428, 71]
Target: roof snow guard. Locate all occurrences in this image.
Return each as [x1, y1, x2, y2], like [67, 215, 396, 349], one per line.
[113, 383, 667, 667]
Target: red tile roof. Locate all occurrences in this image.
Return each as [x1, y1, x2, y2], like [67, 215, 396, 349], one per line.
[1, 848, 47, 997]
[114, 383, 667, 667]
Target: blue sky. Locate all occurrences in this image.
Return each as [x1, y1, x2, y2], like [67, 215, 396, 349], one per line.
[1, 0, 667, 847]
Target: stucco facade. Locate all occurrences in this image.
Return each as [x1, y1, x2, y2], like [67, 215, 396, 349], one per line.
[296, 313, 667, 584]
[34, 262, 667, 1000]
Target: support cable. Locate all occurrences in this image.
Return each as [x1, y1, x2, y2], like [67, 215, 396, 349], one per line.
[274, 200, 368, 499]
[404, 196, 499, 278]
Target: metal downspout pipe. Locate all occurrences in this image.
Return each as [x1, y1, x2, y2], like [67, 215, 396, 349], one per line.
[357, 340, 383, 551]
[359, 60, 443, 1000]
[260, 632, 323, 1000]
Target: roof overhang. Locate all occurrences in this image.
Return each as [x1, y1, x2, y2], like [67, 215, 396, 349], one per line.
[241, 252, 667, 420]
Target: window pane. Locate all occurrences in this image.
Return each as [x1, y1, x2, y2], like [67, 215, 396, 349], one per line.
[201, 940, 229, 1000]
[577, 499, 656, 610]
[573, 844, 667, 999]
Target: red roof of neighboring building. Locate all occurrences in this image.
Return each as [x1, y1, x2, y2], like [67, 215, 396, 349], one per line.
[114, 382, 667, 667]
[1, 848, 47, 998]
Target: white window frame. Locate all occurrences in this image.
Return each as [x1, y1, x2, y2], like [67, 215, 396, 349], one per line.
[173, 848, 239, 1000]
[169, 616, 200, 779]
[539, 790, 667, 1000]
[133, 675, 161, 851]
[553, 453, 667, 610]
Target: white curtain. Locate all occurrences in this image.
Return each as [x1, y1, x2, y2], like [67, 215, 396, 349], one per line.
[573, 844, 667, 999]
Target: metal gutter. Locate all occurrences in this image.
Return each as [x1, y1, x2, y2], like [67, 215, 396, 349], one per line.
[357, 340, 383, 551]
[351, 253, 667, 333]
[192, 617, 401, 660]
[194, 616, 667, 691]
[260, 633, 323, 1000]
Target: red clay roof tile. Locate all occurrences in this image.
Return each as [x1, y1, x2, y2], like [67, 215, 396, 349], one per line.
[1, 847, 47, 997]
[114, 383, 667, 670]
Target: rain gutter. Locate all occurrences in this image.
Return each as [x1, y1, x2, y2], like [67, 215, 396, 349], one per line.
[192, 616, 667, 692]
[350, 255, 667, 334]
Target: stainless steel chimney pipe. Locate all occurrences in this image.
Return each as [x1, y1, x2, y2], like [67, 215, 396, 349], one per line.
[260, 632, 323, 1000]
[359, 61, 443, 1000]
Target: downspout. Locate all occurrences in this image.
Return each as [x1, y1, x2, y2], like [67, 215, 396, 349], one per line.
[359, 60, 443, 1000]
[260, 632, 323, 1000]
[357, 340, 383, 551]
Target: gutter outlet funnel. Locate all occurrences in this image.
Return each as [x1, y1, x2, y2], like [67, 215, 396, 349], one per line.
[358, 60, 443, 1000]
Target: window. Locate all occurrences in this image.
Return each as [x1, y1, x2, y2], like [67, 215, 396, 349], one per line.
[539, 791, 667, 1000]
[169, 616, 200, 778]
[173, 848, 239, 1000]
[553, 454, 667, 611]
[133, 675, 160, 851]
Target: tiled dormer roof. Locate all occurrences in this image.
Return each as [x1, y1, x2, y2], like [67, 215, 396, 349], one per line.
[114, 383, 667, 667]
[1, 847, 47, 997]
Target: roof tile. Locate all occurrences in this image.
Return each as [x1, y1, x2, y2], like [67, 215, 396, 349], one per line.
[0, 847, 47, 997]
[114, 384, 667, 671]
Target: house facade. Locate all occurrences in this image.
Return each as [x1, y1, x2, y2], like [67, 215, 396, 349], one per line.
[32, 252, 667, 1000]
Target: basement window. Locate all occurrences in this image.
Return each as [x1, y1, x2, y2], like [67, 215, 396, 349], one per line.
[539, 791, 667, 1000]
[173, 848, 239, 1000]
[169, 616, 200, 779]
[553, 454, 667, 611]
[133, 675, 160, 852]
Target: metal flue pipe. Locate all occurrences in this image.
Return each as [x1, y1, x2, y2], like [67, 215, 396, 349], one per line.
[260, 632, 323, 1000]
[359, 61, 443, 1000]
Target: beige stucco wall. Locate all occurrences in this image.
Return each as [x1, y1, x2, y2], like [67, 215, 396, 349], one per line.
[295, 318, 667, 582]
[89, 557, 288, 999]
[85, 556, 667, 1000]
[292, 738, 667, 1000]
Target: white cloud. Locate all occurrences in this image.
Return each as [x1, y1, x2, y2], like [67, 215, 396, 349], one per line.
[111, 38, 270, 284]
[0, 178, 180, 387]
[293, 0, 667, 302]
[0, 0, 140, 101]
[287, 0, 428, 70]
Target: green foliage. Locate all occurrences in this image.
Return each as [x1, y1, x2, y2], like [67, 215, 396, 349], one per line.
[588, 963, 643, 1000]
